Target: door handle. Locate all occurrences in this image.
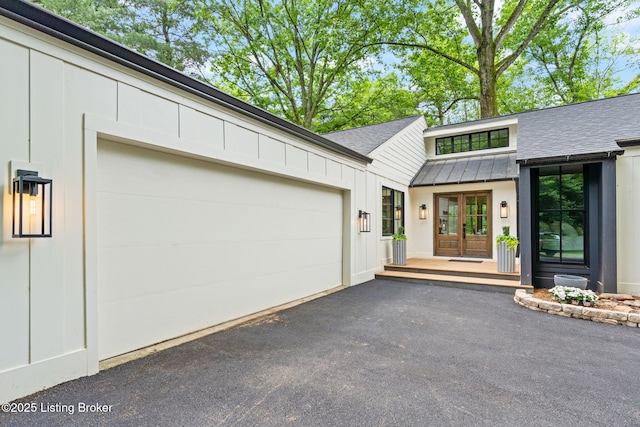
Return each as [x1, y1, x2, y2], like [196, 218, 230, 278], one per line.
[463, 224, 466, 239]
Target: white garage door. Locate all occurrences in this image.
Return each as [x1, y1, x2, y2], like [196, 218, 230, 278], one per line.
[97, 140, 343, 360]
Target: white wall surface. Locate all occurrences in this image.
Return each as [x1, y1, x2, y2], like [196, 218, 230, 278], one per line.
[409, 181, 518, 260]
[0, 15, 368, 403]
[617, 146, 640, 296]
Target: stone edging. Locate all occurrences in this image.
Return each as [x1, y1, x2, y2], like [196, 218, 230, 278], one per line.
[514, 290, 640, 327]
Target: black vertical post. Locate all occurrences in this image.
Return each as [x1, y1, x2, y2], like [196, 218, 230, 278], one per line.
[518, 167, 533, 286]
[600, 159, 617, 293]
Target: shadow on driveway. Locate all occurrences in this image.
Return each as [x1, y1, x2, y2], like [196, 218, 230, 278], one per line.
[2, 279, 640, 426]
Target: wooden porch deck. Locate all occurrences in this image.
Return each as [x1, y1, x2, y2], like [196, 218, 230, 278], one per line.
[376, 258, 532, 294]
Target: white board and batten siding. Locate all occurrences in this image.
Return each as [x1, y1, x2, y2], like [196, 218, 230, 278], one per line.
[360, 117, 428, 270]
[617, 145, 640, 295]
[0, 14, 367, 403]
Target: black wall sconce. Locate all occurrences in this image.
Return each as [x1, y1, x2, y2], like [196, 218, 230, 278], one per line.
[358, 210, 371, 233]
[500, 201, 508, 219]
[419, 204, 428, 220]
[13, 169, 53, 238]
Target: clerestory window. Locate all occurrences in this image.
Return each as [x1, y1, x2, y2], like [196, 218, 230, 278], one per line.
[436, 128, 509, 155]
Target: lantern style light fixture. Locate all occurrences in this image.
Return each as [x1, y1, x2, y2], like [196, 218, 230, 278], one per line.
[395, 206, 402, 220]
[13, 169, 53, 238]
[419, 204, 428, 220]
[500, 201, 508, 219]
[358, 210, 371, 233]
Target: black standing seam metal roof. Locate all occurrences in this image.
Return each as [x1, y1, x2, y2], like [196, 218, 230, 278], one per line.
[410, 152, 518, 187]
[0, 0, 372, 164]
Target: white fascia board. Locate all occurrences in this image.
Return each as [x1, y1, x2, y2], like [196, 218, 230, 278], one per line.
[424, 117, 518, 138]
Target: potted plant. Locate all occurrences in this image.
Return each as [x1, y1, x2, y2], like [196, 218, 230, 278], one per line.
[392, 225, 407, 265]
[496, 226, 519, 273]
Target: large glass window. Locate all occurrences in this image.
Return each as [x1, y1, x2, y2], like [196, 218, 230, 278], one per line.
[382, 186, 404, 236]
[436, 128, 509, 155]
[537, 165, 586, 263]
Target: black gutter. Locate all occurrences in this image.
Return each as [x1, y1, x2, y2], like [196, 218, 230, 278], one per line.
[0, 0, 372, 164]
[616, 137, 640, 148]
[409, 177, 517, 188]
[516, 150, 624, 166]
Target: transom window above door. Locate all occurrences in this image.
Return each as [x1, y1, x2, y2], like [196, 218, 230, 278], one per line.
[382, 187, 404, 236]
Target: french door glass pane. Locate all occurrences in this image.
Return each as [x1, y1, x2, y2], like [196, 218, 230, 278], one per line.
[465, 195, 488, 235]
[438, 196, 458, 235]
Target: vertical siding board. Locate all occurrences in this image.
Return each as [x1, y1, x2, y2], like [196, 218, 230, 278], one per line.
[63, 65, 117, 352]
[29, 51, 66, 362]
[0, 39, 30, 372]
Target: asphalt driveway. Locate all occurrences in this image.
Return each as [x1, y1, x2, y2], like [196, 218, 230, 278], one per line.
[2, 279, 639, 426]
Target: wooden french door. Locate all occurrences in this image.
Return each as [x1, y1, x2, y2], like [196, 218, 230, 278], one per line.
[435, 191, 492, 258]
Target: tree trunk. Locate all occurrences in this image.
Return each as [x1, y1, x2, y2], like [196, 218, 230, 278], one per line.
[478, 43, 498, 118]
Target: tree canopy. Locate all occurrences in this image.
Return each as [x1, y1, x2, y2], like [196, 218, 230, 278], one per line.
[31, 0, 640, 129]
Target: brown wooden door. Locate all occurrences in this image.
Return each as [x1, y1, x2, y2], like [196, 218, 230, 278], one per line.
[435, 192, 491, 258]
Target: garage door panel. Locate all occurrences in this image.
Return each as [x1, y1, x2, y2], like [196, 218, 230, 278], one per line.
[98, 141, 341, 212]
[99, 257, 343, 359]
[98, 234, 342, 305]
[98, 194, 342, 249]
[97, 140, 344, 360]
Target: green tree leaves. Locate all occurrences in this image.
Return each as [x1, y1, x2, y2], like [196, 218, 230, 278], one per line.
[198, 0, 399, 130]
[31, 0, 640, 127]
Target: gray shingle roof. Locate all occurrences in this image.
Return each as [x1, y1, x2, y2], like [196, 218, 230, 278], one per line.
[411, 152, 518, 187]
[516, 94, 640, 162]
[323, 116, 424, 155]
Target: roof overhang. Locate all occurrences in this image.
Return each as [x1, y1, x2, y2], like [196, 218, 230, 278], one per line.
[516, 150, 624, 166]
[424, 117, 518, 138]
[411, 151, 518, 187]
[616, 137, 640, 148]
[0, 0, 372, 164]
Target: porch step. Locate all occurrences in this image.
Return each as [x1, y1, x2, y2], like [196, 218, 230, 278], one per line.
[375, 270, 533, 294]
[383, 264, 520, 281]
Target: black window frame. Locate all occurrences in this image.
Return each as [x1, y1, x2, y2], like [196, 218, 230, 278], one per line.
[436, 128, 510, 155]
[382, 186, 404, 236]
[535, 165, 588, 265]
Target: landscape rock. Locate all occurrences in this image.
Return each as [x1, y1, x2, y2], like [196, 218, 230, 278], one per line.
[517, 292, 640, 328]
[628, 313, 640, 323]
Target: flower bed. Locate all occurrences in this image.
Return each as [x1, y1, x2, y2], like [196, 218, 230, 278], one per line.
[549, 286, 598, 306]
[514, 290, 640, 327]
